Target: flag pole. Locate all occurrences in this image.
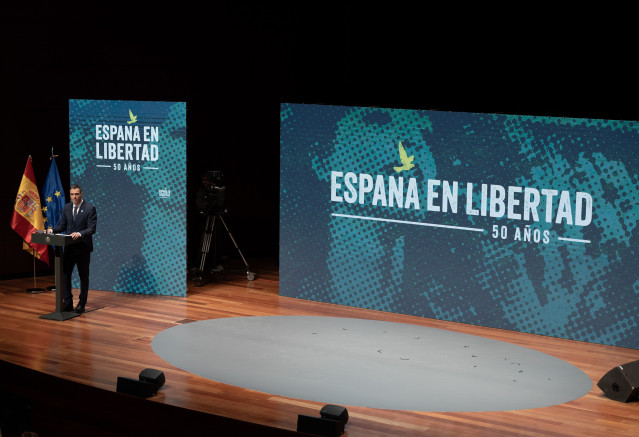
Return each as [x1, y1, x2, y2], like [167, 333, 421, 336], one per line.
[45, 146, 58, 291]
[26, 247, 44, 294]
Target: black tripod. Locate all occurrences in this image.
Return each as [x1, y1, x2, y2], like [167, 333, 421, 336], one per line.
[193, 211, 255, 286]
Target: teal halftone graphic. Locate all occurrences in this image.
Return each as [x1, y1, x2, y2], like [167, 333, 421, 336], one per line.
[69, 99, 187, 296]
[280, 103, 639, 349]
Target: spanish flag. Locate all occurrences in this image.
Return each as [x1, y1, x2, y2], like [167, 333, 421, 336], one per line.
[10, 156, 49, 266]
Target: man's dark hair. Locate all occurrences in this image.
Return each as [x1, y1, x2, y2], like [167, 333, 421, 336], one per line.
[70, 183, 82, 192]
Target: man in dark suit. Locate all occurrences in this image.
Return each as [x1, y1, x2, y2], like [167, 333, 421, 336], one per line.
[48, 184, 97, 314]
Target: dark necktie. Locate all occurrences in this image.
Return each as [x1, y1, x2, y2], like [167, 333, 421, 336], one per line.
[73, 205, 78, 221]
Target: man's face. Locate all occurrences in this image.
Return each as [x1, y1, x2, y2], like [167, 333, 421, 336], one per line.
[70, 188, 83, 206]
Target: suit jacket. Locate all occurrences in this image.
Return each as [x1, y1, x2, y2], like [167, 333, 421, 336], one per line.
[53, 200, 97, 252]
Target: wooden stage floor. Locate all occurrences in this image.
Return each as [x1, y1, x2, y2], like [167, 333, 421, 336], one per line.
[0, 258, 637, 436]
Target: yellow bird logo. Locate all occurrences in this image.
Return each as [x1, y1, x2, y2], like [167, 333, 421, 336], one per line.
[127, 109, 138, 124]
[393, 141, 414, 173]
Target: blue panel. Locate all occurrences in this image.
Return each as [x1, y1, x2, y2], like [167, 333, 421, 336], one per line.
[69, 99, 187, 296]
[280, 103, 639, 349]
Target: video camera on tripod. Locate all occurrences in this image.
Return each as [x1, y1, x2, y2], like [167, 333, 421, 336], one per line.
[193, 170, 255, 285]
[198, 170, 226, 216]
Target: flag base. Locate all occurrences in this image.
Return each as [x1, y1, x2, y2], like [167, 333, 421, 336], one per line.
[26, 288, 45, 294]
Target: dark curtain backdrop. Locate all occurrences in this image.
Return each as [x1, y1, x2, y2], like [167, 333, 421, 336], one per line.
[1, 4, 636, 278]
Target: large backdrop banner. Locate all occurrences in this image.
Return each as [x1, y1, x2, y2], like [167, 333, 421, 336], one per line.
[69, 99, 187, 296]
[280, 103, 639, 349]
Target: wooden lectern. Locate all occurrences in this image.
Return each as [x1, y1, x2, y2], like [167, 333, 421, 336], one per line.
[31, 231, 80, 321]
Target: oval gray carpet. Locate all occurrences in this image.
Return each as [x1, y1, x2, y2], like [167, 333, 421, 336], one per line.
[151, 316, 592, 412]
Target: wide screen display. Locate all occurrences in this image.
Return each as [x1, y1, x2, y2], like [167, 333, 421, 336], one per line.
[69, 99, 187, 296]
[280, 103, 639, 349]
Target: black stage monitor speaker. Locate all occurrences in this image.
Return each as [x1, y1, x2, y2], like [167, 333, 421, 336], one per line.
[597, 360, 639, 402]
[297, 415, 344, 437]
[139, 368, 165, 389]
[320, 404, 349, 423]
[116, 377, 158, 398]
